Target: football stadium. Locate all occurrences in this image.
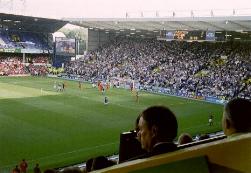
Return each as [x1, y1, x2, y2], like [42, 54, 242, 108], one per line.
[0, 1, 251, 173]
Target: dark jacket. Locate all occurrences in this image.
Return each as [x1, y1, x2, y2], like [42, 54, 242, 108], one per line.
[146, 142, 177, 158]
[126, 142, 177, 161]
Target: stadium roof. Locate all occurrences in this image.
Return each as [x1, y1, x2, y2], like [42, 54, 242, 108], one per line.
[66, 16, 251, 38]
[0, 13, 68, 33]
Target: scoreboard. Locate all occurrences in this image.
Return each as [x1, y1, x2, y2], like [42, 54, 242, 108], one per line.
[55, 37, 76, 56]
[166, 30, 216, 41]
[205, 31, 216, 41]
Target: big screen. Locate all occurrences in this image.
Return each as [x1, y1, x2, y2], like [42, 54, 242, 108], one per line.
[55, 37, 75, 56]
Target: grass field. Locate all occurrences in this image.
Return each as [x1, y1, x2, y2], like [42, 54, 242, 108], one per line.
[0, 76, 223, 173]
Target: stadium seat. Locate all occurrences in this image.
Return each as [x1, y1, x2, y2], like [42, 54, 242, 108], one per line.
[95, 133, 251, 173]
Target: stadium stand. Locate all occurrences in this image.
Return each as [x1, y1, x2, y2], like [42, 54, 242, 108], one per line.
[65, 38, 251, 101]
[0, 56, 28, 75]
[0, 54, 50, 76]
[0, 13, 67, 77]
[1, 11, 251, 173]
[0, 29, 50, 49]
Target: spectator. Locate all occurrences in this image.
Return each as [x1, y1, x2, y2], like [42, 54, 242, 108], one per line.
[85, 156, 115, 172]
[20, 159, 28, 173]
[85, 158, 94, 173]
[178, 133, 193, 145]
[33, 163, 41, 173]
[91, 156, 115, 171]
[135, 105, 178, 159]
[222, 98, 251, 137]
[199, 134, 210, 140]
[12, 165, 20, 173]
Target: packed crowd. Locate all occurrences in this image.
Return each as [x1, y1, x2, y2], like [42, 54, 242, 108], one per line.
[29, 56, 49, 64]
[0, 30, 50, 50]
[65, 38, 251, 100]
[0, 57, 27, 75]
[0, 55, 49, 76]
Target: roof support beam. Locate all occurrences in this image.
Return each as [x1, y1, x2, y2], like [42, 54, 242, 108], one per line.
[172, 21, 197, 30]
[227, 20, 250, 31]
[199, 21, 226, 31]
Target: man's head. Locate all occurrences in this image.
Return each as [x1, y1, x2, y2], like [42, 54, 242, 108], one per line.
[222, 98, 251, 136]
[137, 106, 178, 152]
[178, 133, 193, 145]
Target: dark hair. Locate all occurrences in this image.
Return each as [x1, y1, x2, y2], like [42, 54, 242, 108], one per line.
[178, 133, 193, 145]
[85, 158, 93, 172]
[91, 156, 115, 171]
[224, 98, 251, 132]
[140, 105, 178, 141]
[199, 134, 210, 140]
[135, 114, 141, 133]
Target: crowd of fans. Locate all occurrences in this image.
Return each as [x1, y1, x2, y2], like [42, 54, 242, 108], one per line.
[0, 55, 49, 76]
[29, 56, 49, 64]
[65, 38, 251, 100]
[0, 30, 51, 50]
[0, 57, 27, 75]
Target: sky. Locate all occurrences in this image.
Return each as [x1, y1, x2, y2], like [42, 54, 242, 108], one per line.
[3, 0, 251, 19]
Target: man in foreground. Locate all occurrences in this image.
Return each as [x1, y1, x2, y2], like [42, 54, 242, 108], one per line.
[136, 105, 178, 158]
[222, 98, 251, 137]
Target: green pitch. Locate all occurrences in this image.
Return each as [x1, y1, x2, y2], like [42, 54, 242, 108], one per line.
[0, 77, 223, 173]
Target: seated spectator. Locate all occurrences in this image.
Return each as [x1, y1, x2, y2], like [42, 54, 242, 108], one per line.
[135, 105, 178, 159]
[85, 156, 115, 172]
[178, 133, 193, 145]
[198, 134, 210, 140]
[222, 98, 251, 137]
[85, 158, 93, 173]
[91, 156, 116, 171]
[12, 165, 20, 173]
